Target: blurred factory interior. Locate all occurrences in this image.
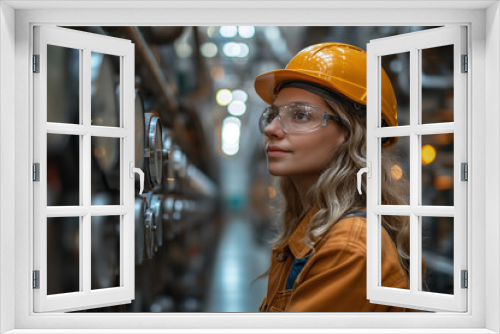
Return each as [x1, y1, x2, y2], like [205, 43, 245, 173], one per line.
[46, 26, 455, 312]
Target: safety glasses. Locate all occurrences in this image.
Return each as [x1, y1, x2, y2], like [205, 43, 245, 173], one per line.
[259, 102, 343, 134]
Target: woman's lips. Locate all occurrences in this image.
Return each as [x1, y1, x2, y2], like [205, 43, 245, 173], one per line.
[267, 150, 290, 157]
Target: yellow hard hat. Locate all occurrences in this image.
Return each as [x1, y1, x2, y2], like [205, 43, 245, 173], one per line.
[254, 42, 398, 147]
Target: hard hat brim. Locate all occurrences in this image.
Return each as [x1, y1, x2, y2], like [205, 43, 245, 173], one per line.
[254, 68, 358, 106]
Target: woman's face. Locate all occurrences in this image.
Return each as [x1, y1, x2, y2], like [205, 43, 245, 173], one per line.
[263, 87, 348, 180]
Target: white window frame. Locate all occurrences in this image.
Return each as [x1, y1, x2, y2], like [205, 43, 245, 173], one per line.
[0, 1, 498, 333]
[366, 26, 468, 312]
[33, 25, 136, 313]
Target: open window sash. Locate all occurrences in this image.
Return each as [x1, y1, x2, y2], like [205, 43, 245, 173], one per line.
[366, 26, 467, 312]
[33, 26, 136, 312]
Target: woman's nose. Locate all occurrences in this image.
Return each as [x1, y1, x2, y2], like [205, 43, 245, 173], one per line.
[264, 117, 285, 138]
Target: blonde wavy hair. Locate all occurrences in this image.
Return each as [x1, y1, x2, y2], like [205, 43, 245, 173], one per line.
[257, 95, 412, 285]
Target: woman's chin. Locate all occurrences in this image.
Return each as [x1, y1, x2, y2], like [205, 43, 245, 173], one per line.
[267, 167, 290, 177]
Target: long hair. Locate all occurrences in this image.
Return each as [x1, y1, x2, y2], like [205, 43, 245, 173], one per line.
[254, 95, 412, 286]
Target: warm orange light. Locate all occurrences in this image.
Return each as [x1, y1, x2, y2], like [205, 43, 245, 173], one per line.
[268, 186, 276, 199]
[93, 146, 106, 158]
[210, 66, 225, 81]
[436, 133, 453, 145]
[391, 164, 403, 180]
[422, 145, 436, 165]
[434, 175, 453, 190]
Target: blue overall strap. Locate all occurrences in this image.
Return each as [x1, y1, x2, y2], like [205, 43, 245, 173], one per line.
[286, 254, 311, 290]
[285, 210, 396, 290]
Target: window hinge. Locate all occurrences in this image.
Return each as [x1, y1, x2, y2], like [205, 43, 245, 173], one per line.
[33, 54, 40, 73]
[461, 162, 468, 181]
[461, 270, 468, 289]
[33, 163, 40, 182]
[461, 54, 468, 73]
[33, 270, 40, 289]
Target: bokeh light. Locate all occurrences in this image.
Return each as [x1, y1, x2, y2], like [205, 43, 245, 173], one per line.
[268, 186, 276, 199]
[238, 26, 255, 38]
[227, 101, 246, 116]
[422, 144, 437, 165]
[206, 26, 217, 38]
[216, 89, 232, 106]
[222, 42, 249, 58]
[391, 164, 403, 180]
[175, 43, 192, 58]
[232, 89, 248, 102]
[220, 26, 238, 38]
[434, 175, 453, 190]
[201, 42, 218, 58]
[222, 117, 241, 156]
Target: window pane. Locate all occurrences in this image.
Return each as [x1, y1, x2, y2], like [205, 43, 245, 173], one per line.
[91, 137, 120, 205]
[381, 52, 410, 127]
[91, 52, 120, 127]
[381, 215, 410, 290]
[421, 216, 454, 294]
[421, 134, 454, 206]
[47, 45, 80, 124]
[47, 217, 80, 295]
[47, 134, 80, 206]
[381, 136, 409, 205]
[91, 215, 120, 289]
[421, 45, 454, 124]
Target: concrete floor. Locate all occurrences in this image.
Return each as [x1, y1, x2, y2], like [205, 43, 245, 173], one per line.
[205, 213, 271, 312]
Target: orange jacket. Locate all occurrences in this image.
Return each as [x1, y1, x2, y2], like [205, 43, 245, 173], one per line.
[259, 208, 412, 312]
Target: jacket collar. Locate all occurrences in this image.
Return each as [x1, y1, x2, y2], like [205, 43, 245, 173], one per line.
[285, 208, 319, 259]
[280, 207, 368, 259]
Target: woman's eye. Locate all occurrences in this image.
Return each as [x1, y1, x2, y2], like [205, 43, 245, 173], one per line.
[294, 112, 309, 121]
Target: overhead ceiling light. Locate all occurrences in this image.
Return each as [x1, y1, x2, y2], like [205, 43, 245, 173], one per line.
[223, 42, 249, 58]
[228, 101, 246, 116]
[220, 26, 238, 38]
[201, 42, 218, 58]
[238, 26, 255, 38]
[175, 43, 192, 58]
[231, 89, 248, 103]
[216, 89, 233, 106]
[222, 116, 241, 156]
[206, 26, 217, 38]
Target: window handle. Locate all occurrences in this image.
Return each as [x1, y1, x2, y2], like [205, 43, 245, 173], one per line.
[357, 162, 371, 195]
[130, 161, 145, 194]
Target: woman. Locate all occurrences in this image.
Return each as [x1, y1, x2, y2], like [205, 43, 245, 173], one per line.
[254, 43, 414, 312]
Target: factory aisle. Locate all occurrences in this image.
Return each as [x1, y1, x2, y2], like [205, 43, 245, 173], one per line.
[205, 213, 271, 312]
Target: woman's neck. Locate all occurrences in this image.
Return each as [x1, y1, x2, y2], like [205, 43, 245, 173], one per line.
[291, 174, 319, 206]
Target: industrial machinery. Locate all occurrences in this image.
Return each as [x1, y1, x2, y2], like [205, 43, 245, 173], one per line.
[47, 26, 220, 312]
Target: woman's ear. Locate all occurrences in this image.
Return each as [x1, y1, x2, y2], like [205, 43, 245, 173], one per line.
[337, 126, 349, 146]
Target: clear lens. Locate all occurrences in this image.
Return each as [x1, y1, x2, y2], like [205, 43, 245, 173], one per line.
[259, 103, 326, 134]
[285, 104, 324, 132]
[259, 108, 277, 133]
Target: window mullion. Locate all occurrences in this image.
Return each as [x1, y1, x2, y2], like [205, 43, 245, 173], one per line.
[82, 47, 91, 294]
[409, 47, 420, 293]
[122, 50, 135, 294]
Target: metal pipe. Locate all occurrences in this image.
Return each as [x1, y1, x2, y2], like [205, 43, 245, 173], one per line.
[123, 26, 178, 121]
